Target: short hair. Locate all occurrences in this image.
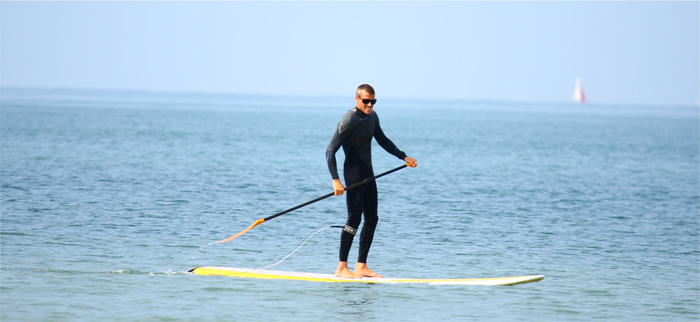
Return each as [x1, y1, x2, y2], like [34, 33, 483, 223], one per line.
[356, 84, 375, 97]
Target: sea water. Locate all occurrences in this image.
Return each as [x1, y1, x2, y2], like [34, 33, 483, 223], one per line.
[1, 88, 698, 321]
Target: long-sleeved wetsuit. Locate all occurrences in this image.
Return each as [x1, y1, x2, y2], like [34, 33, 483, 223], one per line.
[326, 107, 406, 263]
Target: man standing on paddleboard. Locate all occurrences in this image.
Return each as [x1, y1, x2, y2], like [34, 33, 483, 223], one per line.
[326, 84, 418, 279]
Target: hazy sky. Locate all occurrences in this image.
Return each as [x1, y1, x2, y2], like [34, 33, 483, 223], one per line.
[1, 1, 698, 106]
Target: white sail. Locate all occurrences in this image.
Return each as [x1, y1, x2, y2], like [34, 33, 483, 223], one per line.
[573, 78, 586, 103]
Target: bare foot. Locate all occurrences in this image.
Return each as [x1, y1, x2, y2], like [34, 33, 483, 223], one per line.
[335, 262, 360, 279]
[354, 263, 383, 278]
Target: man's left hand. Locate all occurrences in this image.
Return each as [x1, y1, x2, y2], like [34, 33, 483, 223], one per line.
[404, 156, 417, 167]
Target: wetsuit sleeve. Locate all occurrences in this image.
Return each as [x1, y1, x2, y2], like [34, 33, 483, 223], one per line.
[373, 116, 407, 161]
[326, 114, 354, 180]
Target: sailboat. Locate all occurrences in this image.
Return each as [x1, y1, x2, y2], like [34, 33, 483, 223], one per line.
[573, 78, 586, 103]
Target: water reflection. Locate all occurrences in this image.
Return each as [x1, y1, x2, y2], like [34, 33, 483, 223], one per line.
[330, 284, 377, 319]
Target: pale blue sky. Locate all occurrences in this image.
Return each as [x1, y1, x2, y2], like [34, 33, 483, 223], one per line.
[1, 1, 698, 106]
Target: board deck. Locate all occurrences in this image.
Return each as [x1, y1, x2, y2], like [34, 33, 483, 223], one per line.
[189, 267, 545, 286]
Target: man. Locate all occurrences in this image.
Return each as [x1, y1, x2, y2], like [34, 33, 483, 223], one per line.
[326, 84, 417, 278]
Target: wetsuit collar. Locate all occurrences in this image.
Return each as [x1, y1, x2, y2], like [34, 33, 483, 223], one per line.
[354, 107, 371, 118]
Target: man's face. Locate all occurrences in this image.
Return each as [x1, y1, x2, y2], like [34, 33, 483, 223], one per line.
[355, 91, 376, 115]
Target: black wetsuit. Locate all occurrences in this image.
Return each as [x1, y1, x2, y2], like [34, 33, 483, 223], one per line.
[326, 107, 406, 263]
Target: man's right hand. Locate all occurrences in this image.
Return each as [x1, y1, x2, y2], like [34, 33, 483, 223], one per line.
[332, 179, 345, 196]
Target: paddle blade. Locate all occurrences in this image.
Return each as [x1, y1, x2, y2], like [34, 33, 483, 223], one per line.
[216, 218, 266, 243]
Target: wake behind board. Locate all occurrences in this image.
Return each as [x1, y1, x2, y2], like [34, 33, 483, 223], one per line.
[189, 267, 544, 286]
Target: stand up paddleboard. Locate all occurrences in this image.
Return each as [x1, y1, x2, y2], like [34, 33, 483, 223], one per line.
[189, 267, 544, 286]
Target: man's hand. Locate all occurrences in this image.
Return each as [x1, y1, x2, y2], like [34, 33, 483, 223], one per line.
[332, 179, 345, 196]
[404, 156, 418, 168]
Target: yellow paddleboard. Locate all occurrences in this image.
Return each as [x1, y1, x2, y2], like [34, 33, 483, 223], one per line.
[189, 267, 544, 286]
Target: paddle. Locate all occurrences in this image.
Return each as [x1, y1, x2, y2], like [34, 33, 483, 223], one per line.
[216, 164, 408, 243]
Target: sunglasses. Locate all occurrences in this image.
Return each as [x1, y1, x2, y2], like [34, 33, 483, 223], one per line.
[359, 98, 377, 105]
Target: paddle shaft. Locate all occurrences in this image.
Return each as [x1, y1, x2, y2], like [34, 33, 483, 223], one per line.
[216, 164, 408, 243]
[264, 164, 407, 221]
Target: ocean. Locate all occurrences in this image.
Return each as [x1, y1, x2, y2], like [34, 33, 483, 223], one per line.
[1, 88, 698, 321]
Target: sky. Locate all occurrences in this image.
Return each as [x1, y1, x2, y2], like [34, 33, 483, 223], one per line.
[1, 1, 698, 106]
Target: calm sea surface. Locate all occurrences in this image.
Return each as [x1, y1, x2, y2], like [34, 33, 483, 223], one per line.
[1, 88, 698, 321]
